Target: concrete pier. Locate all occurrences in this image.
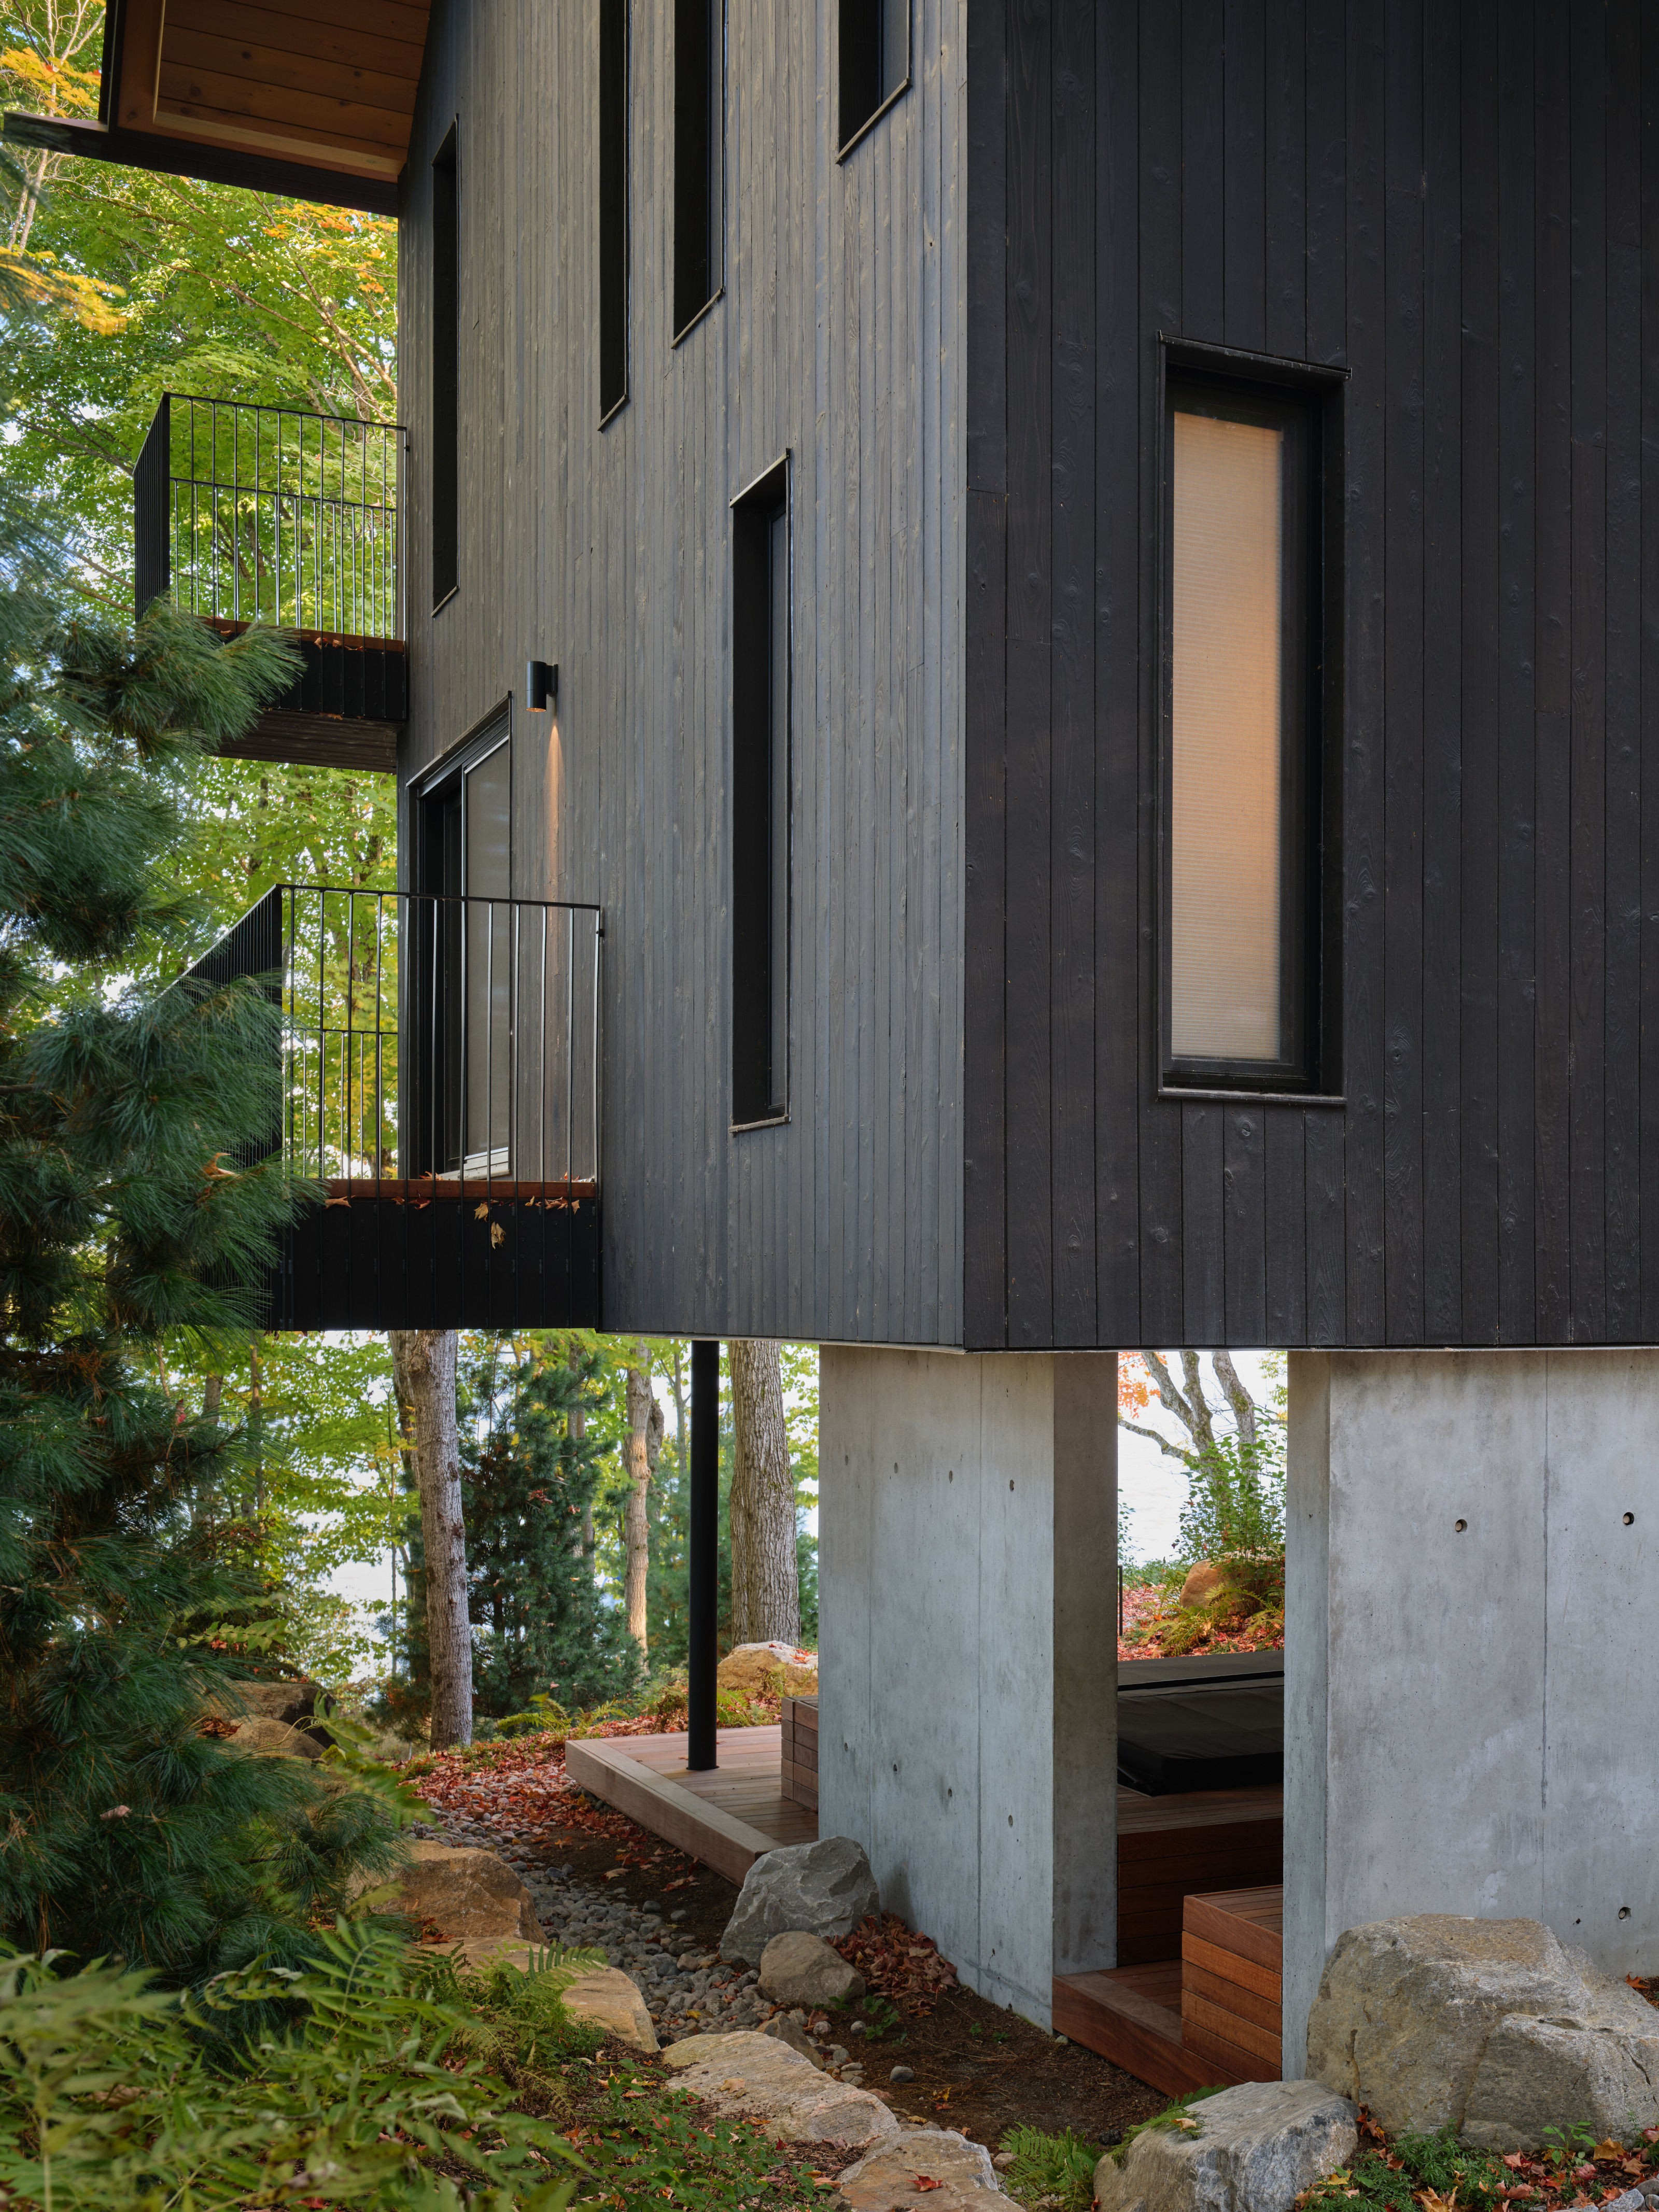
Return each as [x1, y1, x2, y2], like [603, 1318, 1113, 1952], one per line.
[818, 1348, 1120, 2030]
[1284, 1350, 1659, 2076]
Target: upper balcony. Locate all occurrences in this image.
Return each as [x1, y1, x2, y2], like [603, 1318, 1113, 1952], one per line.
[135, 394, 406, 772]
[186, 884, 602, 1330]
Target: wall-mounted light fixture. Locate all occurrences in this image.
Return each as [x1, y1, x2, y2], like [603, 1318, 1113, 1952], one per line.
[526, 659, 558, 711]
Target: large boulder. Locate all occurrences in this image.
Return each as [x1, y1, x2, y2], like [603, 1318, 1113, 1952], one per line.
[392, 1842, 543, 1943]
[1093, 2081, 1357, 2212]
[1463, 1994, 1659, 2149]
[718, 1641, 819, 1699]
[721, 1837, 880, 1965]
[662, 2029, 897, 2149]
[1306, 1915, 1659, 2146]
[835, 2129, 1001, 2210]
[759, 1930, 867, 2007]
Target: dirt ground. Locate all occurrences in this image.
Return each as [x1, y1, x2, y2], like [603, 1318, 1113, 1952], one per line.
[538, 1809, 1168, 2150]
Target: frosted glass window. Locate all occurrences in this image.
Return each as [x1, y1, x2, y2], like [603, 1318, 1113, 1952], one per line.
[1170, 410, 1285, 1065]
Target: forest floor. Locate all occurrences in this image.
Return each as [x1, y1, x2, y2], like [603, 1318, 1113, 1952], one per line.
[411, 1730, 1168, 2154]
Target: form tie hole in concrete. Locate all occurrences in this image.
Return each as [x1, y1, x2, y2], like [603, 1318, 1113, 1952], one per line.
[1620, 1906, 1632, 1920]
[1009, 1479, 1015, 1491]
[1454, 1518, 1468, 1532]
[1624, 1512, 1635, 1525]
[948, 1469, 953, 1482]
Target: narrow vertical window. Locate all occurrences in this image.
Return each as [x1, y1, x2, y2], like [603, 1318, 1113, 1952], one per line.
[1162, 375, 1319, 1088]
[673, 0, 722, 338]
[838, 0, 910, 154]
[731, 458, 791, 1126]
[598, 0, 630, 421]
[431, 124, 459, 608]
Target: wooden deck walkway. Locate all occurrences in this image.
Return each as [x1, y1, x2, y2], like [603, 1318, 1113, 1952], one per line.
[564, 1725, 817, 1885]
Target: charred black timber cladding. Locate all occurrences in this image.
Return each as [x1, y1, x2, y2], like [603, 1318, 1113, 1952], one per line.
[962, 0, 1659, 1354]
[269, 1191, 602, 1332]
[259, 636, 407, 726]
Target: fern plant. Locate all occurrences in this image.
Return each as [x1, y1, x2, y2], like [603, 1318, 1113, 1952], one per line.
[0, 1922, 584, 2209]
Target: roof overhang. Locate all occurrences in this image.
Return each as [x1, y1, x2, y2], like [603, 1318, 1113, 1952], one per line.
[4, 0, 428, 216]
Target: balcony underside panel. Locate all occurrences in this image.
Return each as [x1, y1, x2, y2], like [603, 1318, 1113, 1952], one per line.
[220, 710, 398, 771]
[271, 1193, 600, 1329]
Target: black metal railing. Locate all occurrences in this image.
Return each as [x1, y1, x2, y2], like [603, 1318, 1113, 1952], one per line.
[134, 395, 405, 640]
[178, 886, 603, 1328]
[189, 884, 600, 1190]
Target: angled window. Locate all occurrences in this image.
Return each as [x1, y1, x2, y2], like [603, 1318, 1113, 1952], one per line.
[730, 459, 791, 1127]
[1161, 373, 1323, 1090]
[673, 0, 723, 339]
[837, 0, 910, 156]
[598, 0, 630, 421]
[431, 124, 459, 608]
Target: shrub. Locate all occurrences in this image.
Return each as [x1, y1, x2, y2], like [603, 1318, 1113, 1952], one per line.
[0, 1921, 584, 2209]
[1178, 1434, 1286, 1561]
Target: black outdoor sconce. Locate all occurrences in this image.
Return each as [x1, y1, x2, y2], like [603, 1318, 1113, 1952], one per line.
[526, 659, 558, 711]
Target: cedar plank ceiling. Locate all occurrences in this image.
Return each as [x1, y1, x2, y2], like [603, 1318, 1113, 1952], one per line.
[119, 0, 428, 184]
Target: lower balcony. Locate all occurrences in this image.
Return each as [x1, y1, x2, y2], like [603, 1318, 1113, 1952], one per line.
[187, 885, 602, 1330]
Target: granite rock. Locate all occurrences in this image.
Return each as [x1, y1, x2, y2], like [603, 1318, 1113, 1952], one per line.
[1306, 1915, 1659, 2145]
[834, 2128, 1001, 2209]
[392, 1842, 543, 1943]
[760, 1929, 867, 2007]
[558, 1967, 659, 2052]
[662, 2030, 897, 2148]
[721, 1837, 880, 1966]
[1092, 2081, 1357, 2212]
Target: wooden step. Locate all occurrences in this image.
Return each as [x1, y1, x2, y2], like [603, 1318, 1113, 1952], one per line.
[1053, 1959, 1243, 2100]
[781, 1694, 818, 1812]
[1180, 1886, 1284, 2081]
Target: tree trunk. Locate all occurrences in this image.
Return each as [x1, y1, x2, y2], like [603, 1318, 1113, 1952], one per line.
[729, 1340, 799, 1645]
[569, 1340, 593, 1555]
[389, 1328, 473, 1748]
[622, 1354, 662, 1657]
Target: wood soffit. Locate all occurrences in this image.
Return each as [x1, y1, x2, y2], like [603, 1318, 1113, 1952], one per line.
[5, 0, 428, 212]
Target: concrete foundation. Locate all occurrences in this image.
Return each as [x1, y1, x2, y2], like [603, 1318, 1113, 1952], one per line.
[818, 1348, 1118, 2029]
[1285, 1349, 1659, 2078]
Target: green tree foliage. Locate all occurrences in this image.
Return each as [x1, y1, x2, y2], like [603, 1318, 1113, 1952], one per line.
[0, 6, 396, 604]
[0, 566, 400, 1977]
[461, 1336, 644, 1716]
[638, 1342, 820, 1667]
[389, 1335, 645, 1728]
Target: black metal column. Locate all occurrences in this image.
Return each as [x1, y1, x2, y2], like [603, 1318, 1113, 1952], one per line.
[686, 1337, 720, 1771]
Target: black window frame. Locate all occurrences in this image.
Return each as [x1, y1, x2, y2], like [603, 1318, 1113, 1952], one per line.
[836, 0, 911, 160]
[672, 0, 724, 343]
[430, 122, 459, 612]
[729, 455, 792, 1131]
[598, 0, 630, 425]
[1156, 345, 1345, 1102]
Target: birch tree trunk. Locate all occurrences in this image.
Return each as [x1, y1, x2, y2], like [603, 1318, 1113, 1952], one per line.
[622, 1354, 663, 1657]
[729, 1340, 799, 1645]
[388, 1328, 473, 1749]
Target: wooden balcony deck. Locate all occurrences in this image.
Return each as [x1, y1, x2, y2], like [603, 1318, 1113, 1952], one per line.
[564, 1725, 818, 1885]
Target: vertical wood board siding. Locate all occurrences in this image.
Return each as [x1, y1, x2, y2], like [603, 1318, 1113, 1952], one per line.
[963, 0, 1658, 1350]
[399, 0, 966, 1345]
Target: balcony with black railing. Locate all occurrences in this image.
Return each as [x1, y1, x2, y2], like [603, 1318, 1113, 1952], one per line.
[134, 395, 407, 772]
[185, 886, 602, 1329]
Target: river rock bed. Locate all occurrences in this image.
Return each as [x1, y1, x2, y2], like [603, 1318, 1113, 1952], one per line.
[409, 1814, 775, 2036]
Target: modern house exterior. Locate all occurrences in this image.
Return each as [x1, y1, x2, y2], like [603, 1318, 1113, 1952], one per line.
[12, 0, 1658, 2080]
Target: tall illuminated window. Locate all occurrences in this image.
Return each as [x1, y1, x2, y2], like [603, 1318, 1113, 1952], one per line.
[1163, 375, 1319, 1089]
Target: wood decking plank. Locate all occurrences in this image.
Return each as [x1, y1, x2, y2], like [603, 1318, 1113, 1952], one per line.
[1180, 1930, 1282, 2002]
[564, 1725, 814, 1882]
[1053, 1967, 1243, 2100]
[1180, 1956, 1283, 2033]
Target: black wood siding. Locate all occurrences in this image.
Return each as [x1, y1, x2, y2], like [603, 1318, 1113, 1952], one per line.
[964, 0, 1659, 1351]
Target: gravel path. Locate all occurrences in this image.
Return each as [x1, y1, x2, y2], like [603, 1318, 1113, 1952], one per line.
[412, 1813, 777, 2037]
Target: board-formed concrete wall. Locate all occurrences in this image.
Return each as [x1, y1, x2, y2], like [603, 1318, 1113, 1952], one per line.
[817, 1347, 1118, 2029]
[1284, 1349, 1659, 2076]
